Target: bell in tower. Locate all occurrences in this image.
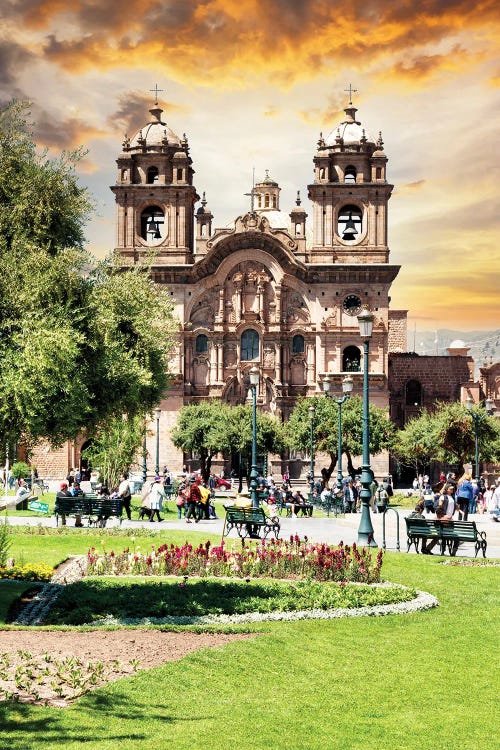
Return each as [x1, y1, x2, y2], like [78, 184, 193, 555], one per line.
[111, 92, 199, 265]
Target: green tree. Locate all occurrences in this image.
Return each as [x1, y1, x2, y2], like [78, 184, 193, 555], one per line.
[394, 402, 500, 476]
[391, 410, 438, 477]
[171, 402, 284, 481]
[82, 414, 146, 490]
[0, 100, 177, 447]
[287, 395, 395, 482]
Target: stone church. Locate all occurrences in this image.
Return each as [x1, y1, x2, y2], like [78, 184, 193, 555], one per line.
[113, 95, 406, 477]
[31, 94, 495, 482]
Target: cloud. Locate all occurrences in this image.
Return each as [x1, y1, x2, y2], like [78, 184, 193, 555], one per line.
[0, 39, 34, 87]
[30, 105, 106, 149]
[401, 180, 427, 191]
[8, 0, 492, 88]
[108, 91, 189, 138]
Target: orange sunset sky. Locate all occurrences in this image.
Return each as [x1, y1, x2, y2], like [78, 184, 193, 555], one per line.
[1, 0, 499, 332]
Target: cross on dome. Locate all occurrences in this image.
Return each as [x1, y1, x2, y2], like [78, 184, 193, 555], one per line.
[149, 83, 164, 105]
[344, 83, 358, 105]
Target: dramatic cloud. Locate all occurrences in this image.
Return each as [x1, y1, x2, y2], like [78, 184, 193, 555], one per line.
[108, 91, 189, 138]
[1, 0, 498, 330]
[1, 0, 494, 87]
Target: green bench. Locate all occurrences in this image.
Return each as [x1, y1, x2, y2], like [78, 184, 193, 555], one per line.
[222, 505, 280, 540]
[405, 517, 487, 557]
[54, 495, 123, 527]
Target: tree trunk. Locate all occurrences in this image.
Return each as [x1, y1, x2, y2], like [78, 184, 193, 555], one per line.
[321, 454, 337, 486]
[345, 450, 362, 479]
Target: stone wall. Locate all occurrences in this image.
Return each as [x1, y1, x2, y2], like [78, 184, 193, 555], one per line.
[388, 353, 474, 428]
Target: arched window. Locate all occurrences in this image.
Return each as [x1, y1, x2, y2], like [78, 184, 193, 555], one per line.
[337, 204, 362, 241]
[376, 167, 382, 180]
[343, 345, 361, 372]
[147, 167, 159, 184]
[320, 167, 325, 180]
[272, 195, 277, 208]
[405, 380, 422, 406]
[344, 166, 356, 183]
[292, 335, 305, 354]
[196, 334, 208, 353]
[241, 329, 259, 361]
[140, 206, 165, 244]
[264, 193, 270, 208]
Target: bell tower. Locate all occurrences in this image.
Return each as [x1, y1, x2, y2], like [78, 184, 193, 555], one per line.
[308, 94, 393, 264]
[111, 97, 199, 265]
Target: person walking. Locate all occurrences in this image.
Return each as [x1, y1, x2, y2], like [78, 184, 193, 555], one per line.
[456, 473, 473, 521]
[148, 475, 166, 522]
[118, 472, 132, 521]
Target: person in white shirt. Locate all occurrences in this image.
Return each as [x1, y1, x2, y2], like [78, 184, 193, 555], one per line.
[148, 476, 166, 522]
[118, 472, 132, 520]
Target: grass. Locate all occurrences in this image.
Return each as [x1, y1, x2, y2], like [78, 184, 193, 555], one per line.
[44, 577, 415, 625]
[0, 533, 498, 749]
[0, 581, 38, 622]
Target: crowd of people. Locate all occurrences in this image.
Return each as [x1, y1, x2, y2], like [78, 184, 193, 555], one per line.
[407, 472, 500, 553]
[413, 471, 500, 519]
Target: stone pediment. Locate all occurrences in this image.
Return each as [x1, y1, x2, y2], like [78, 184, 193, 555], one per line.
[207, 212, 297, 253]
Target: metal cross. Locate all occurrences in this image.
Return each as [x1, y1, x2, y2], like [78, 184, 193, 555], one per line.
[344, 83, 358, 105]
[149, 84, 164, 105]
[244, 167, 256, 213]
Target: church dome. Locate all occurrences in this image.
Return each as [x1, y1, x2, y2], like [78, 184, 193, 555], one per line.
[129, 104, 182, 148]
[449, 339, 466, 349]
[324, 104, 375, 147]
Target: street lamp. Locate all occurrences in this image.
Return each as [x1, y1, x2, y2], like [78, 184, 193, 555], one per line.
[465, 396, 494, 481]
[322, 375, 354, 493]
[249, 366, 260, 508]
[142, 431, 148, 485]
[308, 405, 316, 500]
[153, 407, 161, 476]
[357, 309, 377, 547]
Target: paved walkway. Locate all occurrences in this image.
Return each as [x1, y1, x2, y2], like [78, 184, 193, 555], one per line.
[5, 504, 500, 558]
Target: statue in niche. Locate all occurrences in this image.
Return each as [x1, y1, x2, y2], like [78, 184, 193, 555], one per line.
[263, 345, 276, 368]
[224, 344, 237, 368]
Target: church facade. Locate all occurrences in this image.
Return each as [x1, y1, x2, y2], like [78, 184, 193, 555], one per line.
[113, 96, 408, 476]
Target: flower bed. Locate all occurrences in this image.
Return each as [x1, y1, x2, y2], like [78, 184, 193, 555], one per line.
[0, 563, 53, 582]
[86, 536, 383, 583]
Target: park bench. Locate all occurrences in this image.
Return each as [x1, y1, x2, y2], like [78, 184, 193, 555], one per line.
[54, 495, 123, 527]
[222, 505, 280, 540]
[405, 517, 487, 557]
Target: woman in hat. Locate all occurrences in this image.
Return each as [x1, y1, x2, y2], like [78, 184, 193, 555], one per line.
[149, 475, 166, 522]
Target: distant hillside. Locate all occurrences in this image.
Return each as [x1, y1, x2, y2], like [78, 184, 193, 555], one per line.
[407, 329, 500, 376]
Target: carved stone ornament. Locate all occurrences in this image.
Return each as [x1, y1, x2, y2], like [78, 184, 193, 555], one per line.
[263, 346, 276, 368]
[321, 310, 338, 329]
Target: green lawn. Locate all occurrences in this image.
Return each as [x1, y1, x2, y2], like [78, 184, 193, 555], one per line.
[0, 534, 498, 750]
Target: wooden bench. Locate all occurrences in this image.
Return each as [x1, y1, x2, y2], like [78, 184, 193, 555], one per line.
[54, 495, 123, 527]
[405, 517, 487, 557]
[222, 505, 280, 540]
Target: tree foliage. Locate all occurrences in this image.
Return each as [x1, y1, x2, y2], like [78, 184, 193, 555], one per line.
[171, 401, 285, 481]
[394, 401, 500, 475]
[287, 395, 395, 481]
[82, 414, 146, 489]
[0, 100, 177, 447]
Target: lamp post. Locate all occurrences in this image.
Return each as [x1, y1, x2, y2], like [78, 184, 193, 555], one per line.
[357, 309, 377, 547]
[249, 366, 260, 508]
[308, 405, 315, 501]
[465, 397, 494, 481]
[142, 432, 148, 485]
[153, 407, 161, 476]
[322, 375, 354, 493]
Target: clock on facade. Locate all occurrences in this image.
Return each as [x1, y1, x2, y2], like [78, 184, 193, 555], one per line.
[343, 294, 362, 315]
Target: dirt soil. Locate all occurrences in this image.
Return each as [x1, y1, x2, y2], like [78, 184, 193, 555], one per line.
[0, 629, 252, 707]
